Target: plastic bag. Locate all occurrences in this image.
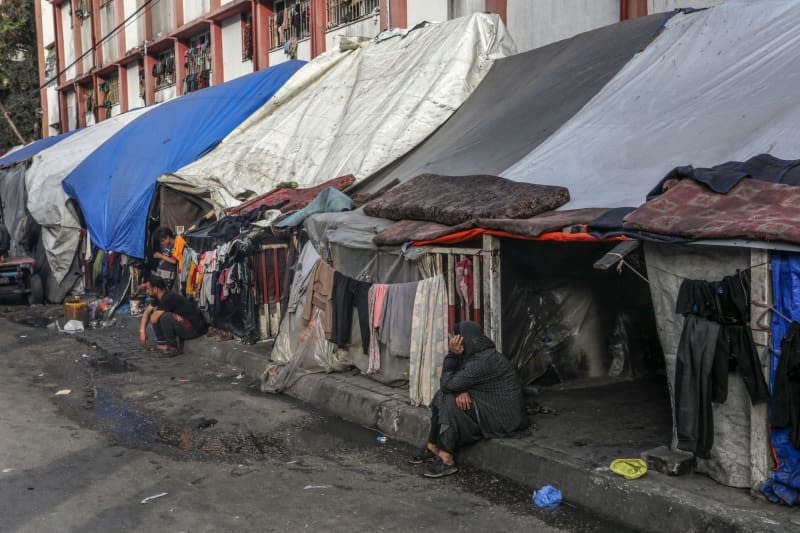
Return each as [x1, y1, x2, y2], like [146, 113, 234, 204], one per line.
[532, 485, 562, 509]
[63, 320, 85, 334]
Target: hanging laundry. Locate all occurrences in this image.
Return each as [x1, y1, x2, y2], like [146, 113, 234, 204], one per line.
[286, 243, 321, 314]
[302, 259, 335, 338]
[380, 281, 419, 357]
[367, 284, 389, 374]
[674, 271, 769, 458]
[771, 321, 800, 449]
[409, 276, 448, 407]
[455, 258, 474, 306]
[173, 234, 187, 272]
[330, 272, 372, 352]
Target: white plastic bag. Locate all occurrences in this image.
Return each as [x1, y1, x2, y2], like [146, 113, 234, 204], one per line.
[63, 319, 85, 334]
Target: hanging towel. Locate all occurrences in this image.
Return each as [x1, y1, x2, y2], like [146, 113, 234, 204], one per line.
[380, 281, 419, 357]
[409, 276, 448, 407]
[302, 259, 335, 338]
[367, 284, 389, 374]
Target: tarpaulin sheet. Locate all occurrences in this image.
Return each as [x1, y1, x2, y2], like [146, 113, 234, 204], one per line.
[62, 61, 305, 258]
[166, 14, 515, 203]
[764, 253, 800, 505]
[503, 1, 800, 210]
[230, 175, 356, 215]
[624, 179, 800, 245]
[645, 243, 754, 487]
[358, 13, 668, 194]
[0, 163, 30, 257]
[26, 106, 153, 282]
[0, 130, 79, 169]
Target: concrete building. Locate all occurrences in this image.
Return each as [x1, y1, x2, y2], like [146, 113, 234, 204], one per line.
[35, 0, 725, 138]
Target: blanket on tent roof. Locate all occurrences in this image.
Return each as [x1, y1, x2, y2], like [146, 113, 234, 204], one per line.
[373, 208, 606, 246]
[363, 174, 569, 227]
[229, 175, 356, 215]
[624, 178, 800, 244]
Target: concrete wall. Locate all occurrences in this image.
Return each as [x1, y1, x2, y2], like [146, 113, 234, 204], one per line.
[109, 104, 121, 118]
[507, 0, 619, 53]
[269, 48, 288, 66]
[449, 0, 485, 19]
[154, 85, 177, 104]
[40, 0, 54, 46]
[66, 90, 77, 131]
[61, 3, 76, 80]
[649, 0, 725, 13]
[297, 39, 312, 61]
[221, 15, 254, 82]
[151, 0, 174, 39]
[407, 0, 448, 26]
[46, 86, 59, 134]
[325, 16, 380, 51]
[184, 0, 212, 23]
[127, 63, 144, 109]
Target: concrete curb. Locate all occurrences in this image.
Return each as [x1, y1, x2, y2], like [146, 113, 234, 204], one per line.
[184, 340, 787, 533]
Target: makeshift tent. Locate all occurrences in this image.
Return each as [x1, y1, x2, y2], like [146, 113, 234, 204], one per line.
[164, 14, 515, 206]
[0, 163, 31, 257]
[502, 0, 800, 209]
[62, 60, 305, 258]
[358, 13, 668, 194]
[26, 106, 154, 283]
[0, 130, 79, 169]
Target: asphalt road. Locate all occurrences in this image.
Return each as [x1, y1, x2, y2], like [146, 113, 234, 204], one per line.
[0, 307, 634, 533]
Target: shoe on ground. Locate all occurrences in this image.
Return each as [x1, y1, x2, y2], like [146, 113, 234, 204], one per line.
[408, 448, 437, 465]
[423, 457, 458, 478]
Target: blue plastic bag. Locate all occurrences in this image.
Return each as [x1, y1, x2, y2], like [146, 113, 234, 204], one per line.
[533, 485, 562, 509]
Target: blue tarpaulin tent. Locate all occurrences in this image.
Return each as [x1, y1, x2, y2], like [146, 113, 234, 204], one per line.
[62, 60, 305, 258]
[0, 129, 80, 168]
[764, 253, 800, 506]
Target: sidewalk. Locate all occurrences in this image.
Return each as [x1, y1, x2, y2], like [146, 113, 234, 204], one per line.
[83, 317, 796, 533]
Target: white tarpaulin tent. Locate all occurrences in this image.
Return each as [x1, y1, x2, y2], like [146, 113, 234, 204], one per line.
[164, 13, 515, 209]
[26, 106, 153, 282]
[502, 0, 800, 209]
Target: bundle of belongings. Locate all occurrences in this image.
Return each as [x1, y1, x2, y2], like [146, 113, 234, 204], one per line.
[270, 243, 448, 406]
[673, 270, 769, 458]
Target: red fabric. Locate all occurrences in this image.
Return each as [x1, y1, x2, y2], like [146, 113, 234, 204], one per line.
[411, 228, 627, 246]
[230, 175, 356, 215]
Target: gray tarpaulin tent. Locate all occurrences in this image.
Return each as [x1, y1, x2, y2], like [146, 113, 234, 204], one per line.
[356, 13, 668, 194]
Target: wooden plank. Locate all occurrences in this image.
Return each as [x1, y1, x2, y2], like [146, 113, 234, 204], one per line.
[593, 240, 641, 271]
[749, 249, 772, 493]
[482, 234, 502, 351]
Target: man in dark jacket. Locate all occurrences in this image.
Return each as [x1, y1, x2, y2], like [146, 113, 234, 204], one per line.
[413, 321, 529, 478]
[139, 277, 206, 356]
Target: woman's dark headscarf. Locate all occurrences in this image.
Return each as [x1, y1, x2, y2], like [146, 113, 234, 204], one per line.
[454, 321, 496, 356]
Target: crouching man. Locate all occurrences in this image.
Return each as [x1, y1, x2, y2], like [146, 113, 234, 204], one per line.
[412, 321, 530, 478]
[139, 277, 207, 356]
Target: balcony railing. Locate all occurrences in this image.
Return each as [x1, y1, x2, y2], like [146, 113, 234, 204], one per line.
[326, 0, 378, 30]
[269, 0, 311, 50]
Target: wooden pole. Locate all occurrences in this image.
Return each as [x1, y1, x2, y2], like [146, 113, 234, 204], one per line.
[0, 101, 27, 145]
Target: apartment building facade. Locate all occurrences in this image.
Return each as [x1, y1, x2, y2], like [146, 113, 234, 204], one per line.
[35, 0, 725, 138]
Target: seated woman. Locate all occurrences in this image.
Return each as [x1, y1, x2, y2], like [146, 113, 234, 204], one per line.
[413, 321, 529, 478]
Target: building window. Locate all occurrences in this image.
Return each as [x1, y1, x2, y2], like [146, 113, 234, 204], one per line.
[74, 0, 91, 22]
[242, 12, 254, 61]
[269, 0, 311, 50]
[184, 32, 211, 93]
[154, 49, 176, 90]
[326, 0, 378, 30]
[44, 47, 57, 87]
[100, 75, 119, 109]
